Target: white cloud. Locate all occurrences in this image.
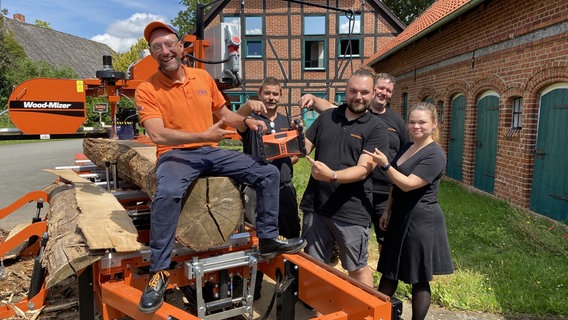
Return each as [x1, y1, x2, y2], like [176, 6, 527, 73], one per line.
[91, 13, 167, 53]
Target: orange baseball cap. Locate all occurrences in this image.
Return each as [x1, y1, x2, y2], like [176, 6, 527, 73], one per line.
[144, 21, 179, 42]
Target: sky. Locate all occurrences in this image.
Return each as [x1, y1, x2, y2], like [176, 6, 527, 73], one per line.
[2, 0, 186, 53]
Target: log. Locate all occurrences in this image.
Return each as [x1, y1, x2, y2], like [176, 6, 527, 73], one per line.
[83, 138, 157, 198]
[41, 182, 103, 289]
[41, 170, 144, 288]
[82, 138, 244, 251]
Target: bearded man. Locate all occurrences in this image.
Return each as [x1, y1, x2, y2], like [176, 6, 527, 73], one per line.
[299, 67, 388, 287]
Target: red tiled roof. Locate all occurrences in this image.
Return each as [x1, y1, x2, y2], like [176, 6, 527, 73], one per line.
[367, 0, 483, 65]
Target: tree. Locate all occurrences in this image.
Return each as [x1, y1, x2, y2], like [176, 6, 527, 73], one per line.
[172, 0, 209, 37]
[382, 0, 435, 25]
[0, 30, 29, 110]
[111, 38, 149, 72]
[34, 19, 52, 29]
[0, 29, 77, 129]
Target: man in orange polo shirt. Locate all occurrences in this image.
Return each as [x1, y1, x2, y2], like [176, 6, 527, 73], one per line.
[135, 21, 306, 313]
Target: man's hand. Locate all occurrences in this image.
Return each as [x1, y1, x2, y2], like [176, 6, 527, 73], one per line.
[205, 118, 237, 142]
[298, 94, 336, 113]
[298, 94, 317, 109]
[238, 100, 267, 116]
[243, 116, 268, 132]
[305, 155, 334, 182]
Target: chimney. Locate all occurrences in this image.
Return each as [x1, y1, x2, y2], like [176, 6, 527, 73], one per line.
[13, 14, 25, 23]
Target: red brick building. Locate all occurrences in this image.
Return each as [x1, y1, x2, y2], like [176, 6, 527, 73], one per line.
[205, 0, 404, 126]
[367, 0, 568, 222]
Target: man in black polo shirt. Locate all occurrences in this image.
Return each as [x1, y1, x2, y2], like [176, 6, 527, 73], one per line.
[237, 77, 301, 300]
[299, 67, 388, 287]
[237, 76, 301, 240]
[299, 72, 409, 254]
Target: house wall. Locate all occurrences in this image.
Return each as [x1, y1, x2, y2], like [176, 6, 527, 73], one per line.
[369, 0, 568, 211]
[211, 0, 401, 117]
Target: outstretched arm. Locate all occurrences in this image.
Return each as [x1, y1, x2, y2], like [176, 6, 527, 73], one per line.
[216, 105, 267, 132]
[304, 153, 375, 184]
[236, 100, 267, 116]
[298, 94, 337, 113]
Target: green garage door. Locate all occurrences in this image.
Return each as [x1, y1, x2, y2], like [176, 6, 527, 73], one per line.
[474, 92, 499, 194]
[530, 85, 568, 223]
[447, 94, 466, 181]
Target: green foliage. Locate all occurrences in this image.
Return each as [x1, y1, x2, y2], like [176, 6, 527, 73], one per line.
[422, 180, 567, 315]
[172, 0, 210, 37]
[111, 38, 150, 73]
[383, 0, 435, 25]
[34, 20, 52, 29]
[292, 157, 311, 199]
[0, 30, 76, 110]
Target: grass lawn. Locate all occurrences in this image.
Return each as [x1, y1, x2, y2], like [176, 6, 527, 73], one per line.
[293, 157, 568, 317]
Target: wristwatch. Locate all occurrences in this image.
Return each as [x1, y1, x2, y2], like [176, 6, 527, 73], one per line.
[243, 115, 253, 125]
[381, 163, 391, 171]
[330, 171, 338, 182]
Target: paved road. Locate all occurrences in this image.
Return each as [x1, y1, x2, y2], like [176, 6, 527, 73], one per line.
[0, 139, 84, 230]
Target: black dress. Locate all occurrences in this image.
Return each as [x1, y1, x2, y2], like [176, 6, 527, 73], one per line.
[378, 141, 454, 284]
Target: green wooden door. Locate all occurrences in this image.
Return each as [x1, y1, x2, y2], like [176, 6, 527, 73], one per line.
[530, 86, 568, 223]
[474, 92, 499, 194]
[447, 94, 466, 181]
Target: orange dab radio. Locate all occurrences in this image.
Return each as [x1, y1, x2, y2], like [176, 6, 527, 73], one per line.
[258, 120, 307, 161]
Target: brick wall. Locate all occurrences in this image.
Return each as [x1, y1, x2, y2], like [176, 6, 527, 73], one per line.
[217, 0, 401, 111]
[370, 0, 568, 212]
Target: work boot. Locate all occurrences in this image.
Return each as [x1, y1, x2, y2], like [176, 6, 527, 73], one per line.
[138, 270, 170, 313]
[259, 236, 306, 259]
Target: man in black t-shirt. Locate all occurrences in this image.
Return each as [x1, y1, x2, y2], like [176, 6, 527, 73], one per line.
[238, 77, 301, 300]
[238, 77, 301, 238]
[299, 68, 388, 287]
[299, 73, 409, 254]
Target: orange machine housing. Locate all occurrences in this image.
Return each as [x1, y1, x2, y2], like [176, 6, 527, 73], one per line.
[8, 78, 87, 135]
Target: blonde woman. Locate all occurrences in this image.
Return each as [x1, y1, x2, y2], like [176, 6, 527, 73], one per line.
[363, 102, 453, 320]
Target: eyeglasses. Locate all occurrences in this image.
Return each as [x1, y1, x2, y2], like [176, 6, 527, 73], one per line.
[269, 121, 275, 134]
[150, 39, 180, 53]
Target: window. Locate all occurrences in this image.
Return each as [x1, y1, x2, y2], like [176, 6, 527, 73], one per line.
[338, 39, 360, 57]
[303, 16, 326, 70]
[304, 39, 325, 69]
[335, 92, 346, 105]
[245, 16, 263, 35]
[304, 16, 326, 35]
[437, 101, 445, 123]
[245, 40, 263, 58]
[512, 97, 522, 129]
[338, 14, 360, 34]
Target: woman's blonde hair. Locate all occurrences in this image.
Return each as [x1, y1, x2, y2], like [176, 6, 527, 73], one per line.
[408, 102, 439, 142]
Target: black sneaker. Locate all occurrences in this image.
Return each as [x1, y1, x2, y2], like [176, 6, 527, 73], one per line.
[138, 270, 170, 313]
[259, 236, 306, 259]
